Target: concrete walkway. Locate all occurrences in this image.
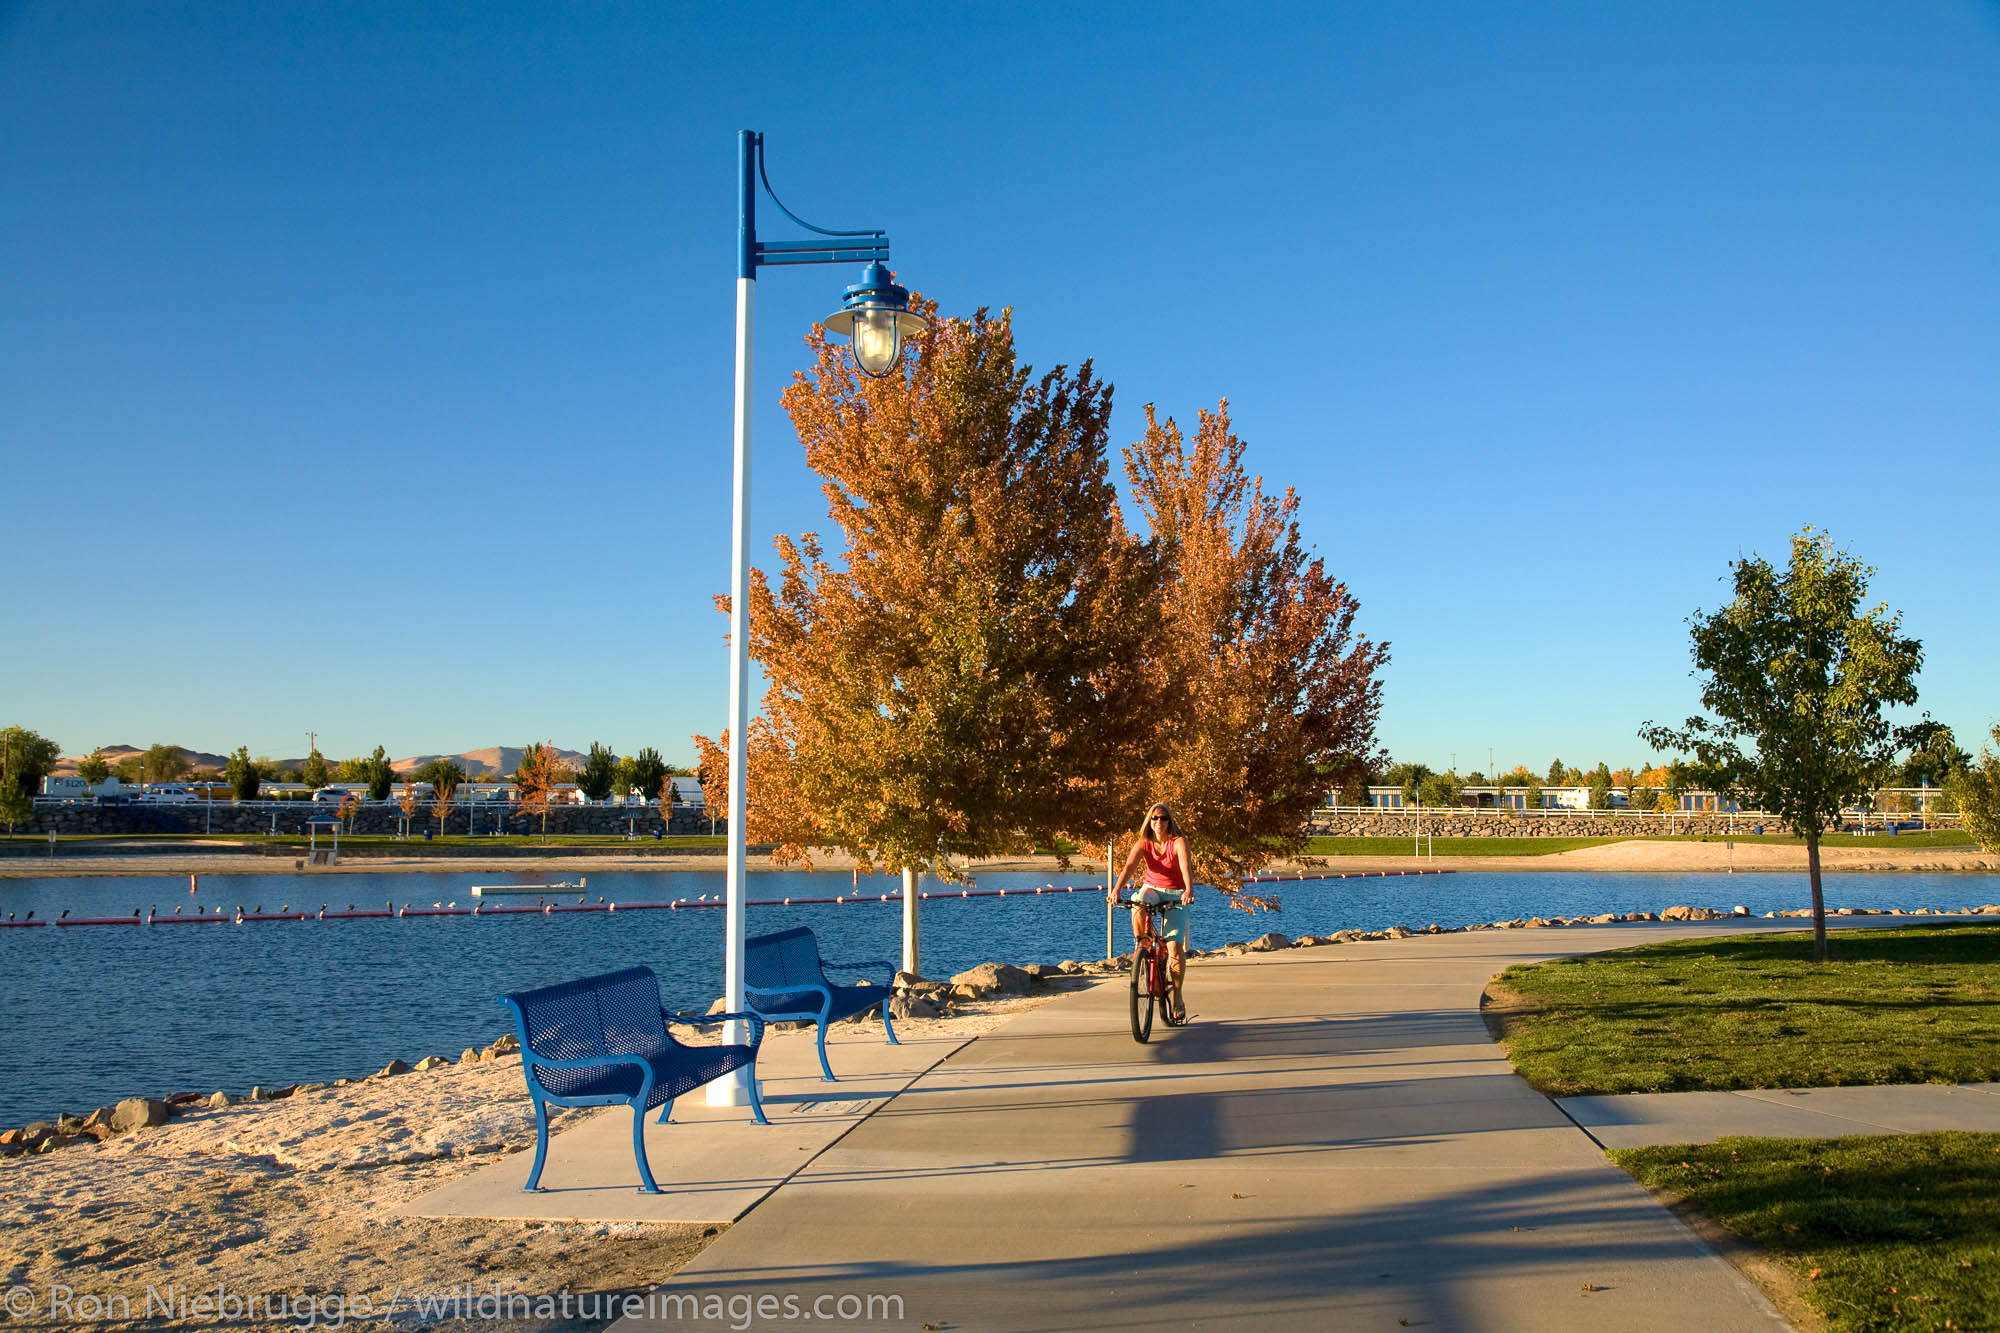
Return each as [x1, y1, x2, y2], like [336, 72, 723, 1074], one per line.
[605, 922, 1842, 1332]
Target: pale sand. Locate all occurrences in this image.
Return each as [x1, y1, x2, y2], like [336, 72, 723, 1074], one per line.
[5, 839, 1994, 881]
[0, 994, 1066, 1333]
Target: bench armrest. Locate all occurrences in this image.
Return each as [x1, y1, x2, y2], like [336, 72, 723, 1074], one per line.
[666, 1009, 766, 1046]
[746, 981, 830, 1000]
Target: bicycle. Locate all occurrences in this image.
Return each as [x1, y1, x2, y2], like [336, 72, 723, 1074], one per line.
[1117, 893, 1186, 1043]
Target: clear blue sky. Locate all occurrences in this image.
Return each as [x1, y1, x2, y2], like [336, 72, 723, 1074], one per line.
[4, 1, 1996, 775]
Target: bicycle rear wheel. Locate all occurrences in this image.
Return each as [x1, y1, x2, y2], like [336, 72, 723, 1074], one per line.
[1129, 948, 1154, 1042]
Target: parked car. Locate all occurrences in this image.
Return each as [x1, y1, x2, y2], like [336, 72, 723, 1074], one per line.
[136, 784, 201, 804]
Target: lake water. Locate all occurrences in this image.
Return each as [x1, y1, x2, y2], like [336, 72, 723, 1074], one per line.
[2, 866, 1995, 1126]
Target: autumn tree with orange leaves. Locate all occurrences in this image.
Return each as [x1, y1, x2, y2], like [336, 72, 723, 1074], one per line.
[695, 303, 1161, 972]
[1123, 401, 1389, 888]
[512, 741, 572, 842]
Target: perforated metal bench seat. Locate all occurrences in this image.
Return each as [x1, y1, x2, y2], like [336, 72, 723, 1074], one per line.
[743, 925, 897, 1081]
[497, 965, 767, 1194]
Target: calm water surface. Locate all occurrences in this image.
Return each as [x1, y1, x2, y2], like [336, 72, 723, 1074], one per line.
[2, 866, 1994, 1125]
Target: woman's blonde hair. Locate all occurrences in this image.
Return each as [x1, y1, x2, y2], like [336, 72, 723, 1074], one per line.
[1139, 803, 1182, 842]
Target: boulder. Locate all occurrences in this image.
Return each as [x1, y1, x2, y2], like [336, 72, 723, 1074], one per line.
[490, 1033, 520, 1055]
[1383, 926, 1413, 939]
[206, 1091, 235, 1108]
[460, 1047, 483, 1065]
[107, 1097, 169, 1134]
[888, 994, 940, 1020]
[82, 1106, 112, 1129]
[0, 1128, 24, 1152]
[1247, 932, 1291, 952]
[1661, 905, 1724, 922]
[1057, 960, 1086, 975]
[374, 1060, 413, 1079]
[56, 1113, 85, 1134]
[413, 1056, 449, 1072]
[892, 971, 934, 993]
[949, 962, 1034, 998]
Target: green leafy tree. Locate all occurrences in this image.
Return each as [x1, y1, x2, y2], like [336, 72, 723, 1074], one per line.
[363, 746, 395, 802]
[0, 726, 62, 829]
[1522, 781, 1543, 812]
[619, 747, 670, 806]
[577, 742, 619, 802]
[1545, 758, 1566, 786]
[1381, 762, 1431, 803]
[1641, 528, 1924, 962]
[413, 758, 466, 795]
[1896, 720, 1971, 790]
[1418, 771, 1464, 808]
[1947, 724, 2000, 852]
[143, 743, 191, 784]
[1587, 762, 1615, 810]
[76, 749, 111, 788]
[224, 746, 261, 801]
[300, 748, 330, 792]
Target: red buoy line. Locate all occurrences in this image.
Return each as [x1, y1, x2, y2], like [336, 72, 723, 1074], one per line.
[1, 867, 1452, 930]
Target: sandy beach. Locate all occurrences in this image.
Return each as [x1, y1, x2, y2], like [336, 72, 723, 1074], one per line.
[2, 838, 1992, 880]
[0, 994, 1070, 1333]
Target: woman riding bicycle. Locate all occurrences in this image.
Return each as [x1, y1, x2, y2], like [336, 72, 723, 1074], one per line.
[1110, 802, 1193, 1024]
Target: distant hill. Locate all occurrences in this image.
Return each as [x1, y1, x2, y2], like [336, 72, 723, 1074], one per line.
[392, 745, 590, 778]
[53, 744, 229, 775]
[54, 743, 593, 778]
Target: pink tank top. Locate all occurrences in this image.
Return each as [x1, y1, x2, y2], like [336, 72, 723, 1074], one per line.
[1142, 839, 1185, 892]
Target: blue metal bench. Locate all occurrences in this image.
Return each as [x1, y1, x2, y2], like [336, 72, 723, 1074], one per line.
[497, 965, 767, 1195]
[743, 926, 897, 1082]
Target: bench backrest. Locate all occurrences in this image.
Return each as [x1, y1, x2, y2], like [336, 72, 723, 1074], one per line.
[500, 966, 671, 1093]
[744, 926, 826, 992]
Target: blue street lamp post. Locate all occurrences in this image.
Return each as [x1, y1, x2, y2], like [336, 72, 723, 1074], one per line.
[711, 131, 924, 1108]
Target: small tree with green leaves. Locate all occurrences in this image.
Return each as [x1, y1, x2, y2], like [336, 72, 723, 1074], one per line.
[77, 749, 111, 790]
[1545, 758, 1566, 786]
[624, 746, 670, 806]
[143, 743, 191, 784]
[1947, 724, 2000, 853]
[1418, 771, 1464, 809]
[1641, 528, 1924, 962]
[1, 726, 62, 830]
[577, 742, 619, 803]
[300, 748, 330, 793]
[1587, 763, 1615, 811]
[225, 746, 261, 801]
[363, 746, 395, 802]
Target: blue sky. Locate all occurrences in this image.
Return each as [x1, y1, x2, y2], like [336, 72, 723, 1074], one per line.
[4, 1, 1996, 775]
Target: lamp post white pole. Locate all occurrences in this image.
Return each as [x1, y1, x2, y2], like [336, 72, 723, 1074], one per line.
[710, 141, 760, 1108]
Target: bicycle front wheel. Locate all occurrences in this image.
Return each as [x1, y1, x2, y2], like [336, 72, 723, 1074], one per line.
[1129, 948, 1154, 1043]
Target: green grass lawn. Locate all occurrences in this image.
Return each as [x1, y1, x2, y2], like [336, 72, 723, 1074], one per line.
[1491, 926, 2000, 1096]
[1615, 1133, 2000, 1331]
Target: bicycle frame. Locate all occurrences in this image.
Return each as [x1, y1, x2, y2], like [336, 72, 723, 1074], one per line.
[1118, 895, 1183, 1043]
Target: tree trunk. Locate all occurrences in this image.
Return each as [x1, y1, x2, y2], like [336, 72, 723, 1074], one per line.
[902, 865, 921, 976]
[1807, 830, 1828, 963]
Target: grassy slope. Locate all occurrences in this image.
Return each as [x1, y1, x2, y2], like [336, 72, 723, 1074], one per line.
[1493, 925, 2000, 1096]
[1615, 1133, 2000, 1331]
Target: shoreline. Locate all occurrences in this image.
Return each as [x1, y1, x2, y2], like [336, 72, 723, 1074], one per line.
[1, 837, 1993, 880]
